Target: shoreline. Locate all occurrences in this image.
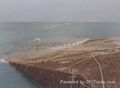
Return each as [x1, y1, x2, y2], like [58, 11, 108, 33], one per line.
[50, 38, 90, 50]
[3, 38, 89, 60]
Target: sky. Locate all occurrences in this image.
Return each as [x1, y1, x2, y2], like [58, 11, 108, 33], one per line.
[0, 0, 120, 21]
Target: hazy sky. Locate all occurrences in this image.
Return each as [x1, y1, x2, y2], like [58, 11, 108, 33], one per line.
[0, 0, 120, 21]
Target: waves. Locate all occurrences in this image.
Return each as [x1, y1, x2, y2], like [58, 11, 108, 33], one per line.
[50, 39, 90, 50]
[0, 59, 8, 63]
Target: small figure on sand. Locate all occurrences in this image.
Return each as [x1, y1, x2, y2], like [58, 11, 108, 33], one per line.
[32, 38, 41, 50]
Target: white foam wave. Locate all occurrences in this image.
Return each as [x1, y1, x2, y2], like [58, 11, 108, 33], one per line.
[50, 39, 89, 50]
[0, 59, 8, 63]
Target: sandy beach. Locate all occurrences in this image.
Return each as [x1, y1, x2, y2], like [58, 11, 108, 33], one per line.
[8, 37, 120, 88]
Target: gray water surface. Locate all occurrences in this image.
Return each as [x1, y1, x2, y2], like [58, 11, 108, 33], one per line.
[0, 22, 120, 55]
[0, 62, 45, 88]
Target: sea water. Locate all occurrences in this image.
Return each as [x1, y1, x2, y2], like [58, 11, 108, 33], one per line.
[0, 22, 120, 88]
[0, 59, 45, 88]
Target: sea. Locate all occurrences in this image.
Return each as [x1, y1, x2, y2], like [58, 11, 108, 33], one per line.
[0, 22, 120, 88]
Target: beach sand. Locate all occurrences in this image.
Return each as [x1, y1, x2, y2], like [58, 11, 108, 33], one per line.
[8, 37, 120, 88]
